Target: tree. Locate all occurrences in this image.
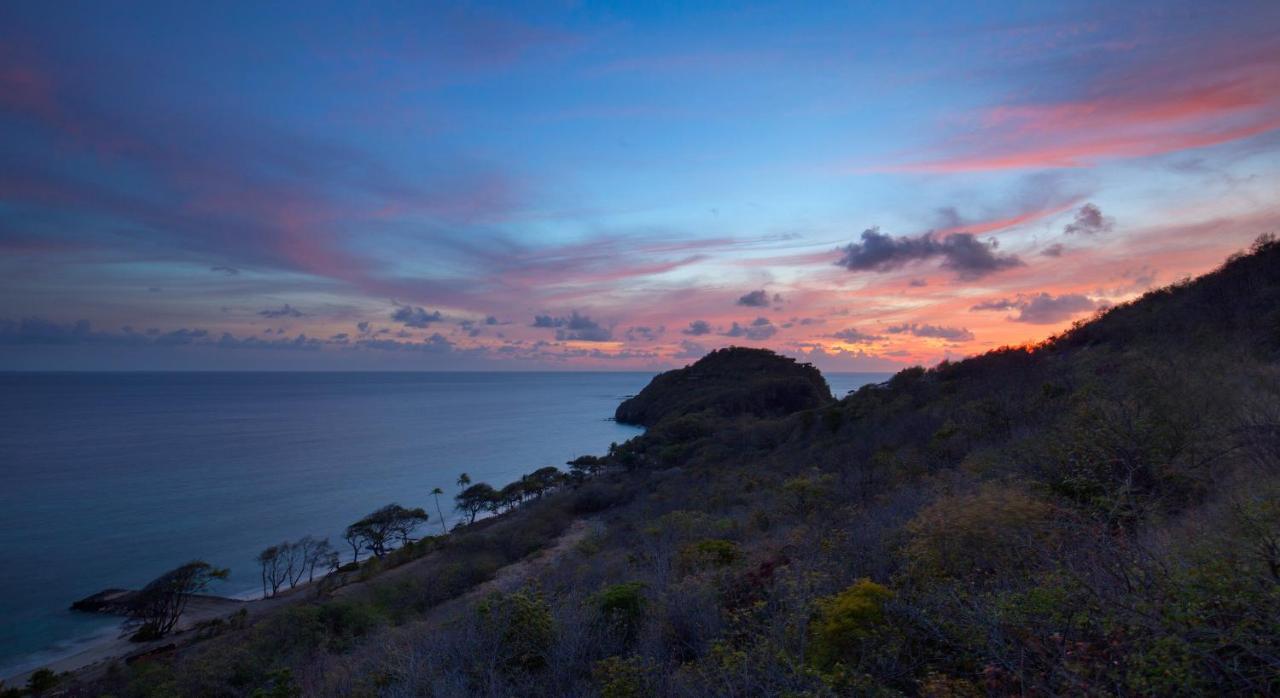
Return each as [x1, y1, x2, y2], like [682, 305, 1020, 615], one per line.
[568, 455, 606, 484]
[498, 481, 525, 512]
[524, 466, 564, 498]
[126, 561, 228, 640]
[431, 487, 447, 534]
[280, 539, 303, 587]
[457, 472, 471, 487]
[26, 668, 57, 695]
[294, 536, 334, 584]
[343, 525, 363, 564]
[455, 482, 497, 524]
[346, 504, 430, 558]
[388, 506, 430, 545]
[258, 544, 290, 598]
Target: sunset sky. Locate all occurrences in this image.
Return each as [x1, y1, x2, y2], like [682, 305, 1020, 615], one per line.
[2, 1, 1278, 370]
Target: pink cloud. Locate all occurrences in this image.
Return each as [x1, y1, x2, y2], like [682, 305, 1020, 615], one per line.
[866, 44, 1280, 172]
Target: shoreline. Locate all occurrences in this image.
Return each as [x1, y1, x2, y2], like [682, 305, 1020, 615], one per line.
[1, 511, 583, 688]
[0, 577, 324, 687]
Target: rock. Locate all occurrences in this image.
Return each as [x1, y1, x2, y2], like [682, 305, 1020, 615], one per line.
[70, 589, 137, 615]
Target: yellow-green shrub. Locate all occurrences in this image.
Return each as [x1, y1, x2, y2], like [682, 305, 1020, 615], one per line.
[808, 578, 894, 671]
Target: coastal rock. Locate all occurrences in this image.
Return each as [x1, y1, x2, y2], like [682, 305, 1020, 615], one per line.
[70, 589, 137, 615]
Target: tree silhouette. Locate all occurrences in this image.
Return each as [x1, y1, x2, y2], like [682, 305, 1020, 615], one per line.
[126, 561, 228, 640]
[431, 487, 447, 534]
[455, 482, 497, 524]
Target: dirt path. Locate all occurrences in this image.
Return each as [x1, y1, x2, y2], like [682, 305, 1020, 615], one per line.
[419, 517, 596, 625]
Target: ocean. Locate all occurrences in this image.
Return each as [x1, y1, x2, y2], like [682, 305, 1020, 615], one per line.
[0, 370, 887, 677]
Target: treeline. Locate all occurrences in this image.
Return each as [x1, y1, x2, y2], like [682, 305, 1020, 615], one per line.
[253, 461, 604, 600]
[454, 462, 598, 523]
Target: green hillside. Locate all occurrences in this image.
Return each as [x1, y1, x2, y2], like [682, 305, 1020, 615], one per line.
[69, 235, 1280, 697]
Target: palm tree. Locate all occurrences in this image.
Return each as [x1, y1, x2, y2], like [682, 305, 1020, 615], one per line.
[456, 472, 471, 488]
[430, 487, 447, 534]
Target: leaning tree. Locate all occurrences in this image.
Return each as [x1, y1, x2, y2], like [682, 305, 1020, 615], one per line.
[126, 560, 228, 640]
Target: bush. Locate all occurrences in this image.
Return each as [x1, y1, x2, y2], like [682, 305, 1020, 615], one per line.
[593, 655, 657, 698]
[572, 481, 632, 514]
[593, 582, 647, 637]
[677, 538, 741, 573]
[902, 481, 1058, 583]
[476, 591, 555, 675]
[26, 668, 58, 695]
[782, 471, 835, 517]
[808, 579, 894, 671]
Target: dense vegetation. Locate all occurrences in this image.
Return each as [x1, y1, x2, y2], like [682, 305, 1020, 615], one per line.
[25, 236, 1280, 697]
[614, 346, 832, 427]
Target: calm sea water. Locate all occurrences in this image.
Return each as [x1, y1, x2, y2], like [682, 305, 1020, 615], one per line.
[0, 370, 886, 676]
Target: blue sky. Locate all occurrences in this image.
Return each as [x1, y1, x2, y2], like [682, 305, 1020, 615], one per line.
[2, 1, 1278, 370]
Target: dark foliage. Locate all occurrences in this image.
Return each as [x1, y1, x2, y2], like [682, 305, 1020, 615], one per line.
[614, 346, 832, 427]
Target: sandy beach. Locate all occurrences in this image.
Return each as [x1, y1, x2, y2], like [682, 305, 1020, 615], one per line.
[2, 582, 315, 687]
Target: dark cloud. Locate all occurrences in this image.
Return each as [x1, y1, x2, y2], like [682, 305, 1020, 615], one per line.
[624, 325, 664, 342]
[885, 323, 975, 341]
[1063, 203, 1113, 235]
[356, 321, 371, 334]
[1041, 243, 1065, 257]
[836, 227, 938, 273]
[673, 340, 708, 360]
[938, 233, 1024, 279]
[210, 266, 240, 275]
[836, 227, 1022, 280]
[354, 333, 459, 353]
[532, 312, 613, 342]
[723, 317, 777, 340]
[391, 305, 443, 328]
[782, 317, 825, 328]
[1122, 266, 1158, 289]
[258, 304, 305, 318]
[831, 327, 884, 344]
[217, 332, 324, 351]
[151, 328, 209, 345]
[909, 278, 928, 287]
[737, 289, 770, 307]
[485, 315, 499, 325]
[0, 317, 214, 348]
[970, 298, 1019, 312]
[681, 320, 712, 336]
[970, 292, 1099, 324]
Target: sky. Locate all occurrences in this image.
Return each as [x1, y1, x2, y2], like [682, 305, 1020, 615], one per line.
[1, 1, 1278, 371]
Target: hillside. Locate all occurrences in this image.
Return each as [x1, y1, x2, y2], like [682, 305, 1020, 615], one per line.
[61, 236, 1280, 698]
[614, 346, 832, 427]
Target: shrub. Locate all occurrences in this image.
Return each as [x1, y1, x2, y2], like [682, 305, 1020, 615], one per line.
[593, 655, 657, 698]
[808, 579, 894, 671]
[677, 538, 741, 573]
[26, 668, 57, 695]
[593, 582, 647, 636]
[572, 481, 632, 514]
[902, 481, 1058, 583]
[477, 591, 555, 674]
[782, 471, 835, 517]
